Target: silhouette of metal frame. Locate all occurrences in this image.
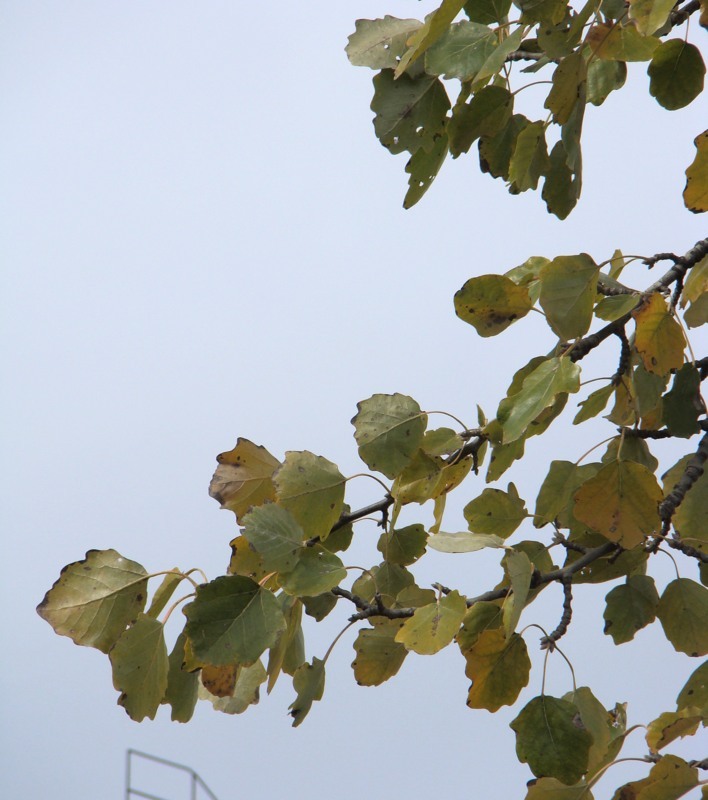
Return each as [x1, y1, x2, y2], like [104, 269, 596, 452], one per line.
[125, 749, 219, 800]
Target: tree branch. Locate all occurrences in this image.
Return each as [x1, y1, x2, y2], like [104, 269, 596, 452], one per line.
[669, 0, 701, 27]
[540, 577, 573, 651]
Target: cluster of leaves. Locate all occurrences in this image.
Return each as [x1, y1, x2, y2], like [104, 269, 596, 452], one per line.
[346, 0, 707, 214]
[39, 234, 708, 797]
[37, 1, 708, 797]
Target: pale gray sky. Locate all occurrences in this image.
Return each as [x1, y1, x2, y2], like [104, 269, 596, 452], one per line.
[2, 2, 706, 798]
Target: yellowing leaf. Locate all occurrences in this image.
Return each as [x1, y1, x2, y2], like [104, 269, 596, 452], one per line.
[545, 52, 588, 125]
[645, 708, 702, 752]
[611, 754, 698, 800]
[274, 451, 346, 541]
[463, 628, 531, 711]
[427, 530, 505, 552]
[208, 438, 279, 522]
[454, 274, 534, 337]
[525, 778, 594, 800]
[201, 661, 267, 715]
[395, 0, 467, 77]
[463, 483, 527, 538]
[352, 619, 408, 685]
[633, 293, 686, 375]
[539, 253, 599, 339]
[395, 591, 467, 654]
[629, 0, 677, 35]
[676, 660, 708, 713]
[36, 549, 148, 654]
[163, 631, 198, 723]
[502, 549, 533, 636]
[574, 460, 662, 548]
[684, 129, 708, 213]
[346, 16, 423, 70]
[288, 658, 325, 727]
[586, 22, 660, 62]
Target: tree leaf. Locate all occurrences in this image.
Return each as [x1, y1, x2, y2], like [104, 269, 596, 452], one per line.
[428, 530, 506, 552]
[508, 121, 550, 192]
[241, 503, 305, 573]
[499, 357, 580, 443]
[676, 660, 708, 713]
[266, 594, 302, 692]
[648, 40, 705, 111]
[573, 384, 614, 424]
[377, 523, 428, 565]
[515, 0, 568, 25]
[346, 17, 423, 70]
[561, 686, 616, 775]
[424, 21, 498, 80]
[586, 59, 626, 106]
[511, 695, 593, 785]
[403, 132, 449, 208]
[274, 451, 346, 541]
[479, 113, 528, 180]
[288, 658, 325, 727]
[201, 663, 238, 698]
[457, 600, 503, 651]
[463, 628, 531, 711]
[201, 661, 267, 715]
[502, 549, 533, 636]
[162, 631, 198, 723]
[573, 459, 662, 549]
[539, 254, 599, 339]
[372, 70, 451, 156]
[109, 614, 168, 722]
[603, 574, 659, 644]
[663, 454, 708, 561]
[352, 392, 427, 479]
[656, 578, 708, 656]
[464, 0, 512, 25]
[633, 293, 686, 375]
[36, 549, 148, 654]
[183, 575, 286, 667]
[629, 0, 676, 34]
[525, 778, 594, 800]
[463, 483, 527, 538]
[395, 590, 467, 654]
[279, 546, 346, 597]
[449, 86, 514, 157]
[146, 569, 184, 620]
[391, 449, 443, 503]
[228, 535, 269, 582]
[351, 562, 415, 607]
[534, 460, 600, 528]
[610, 754, 698, 800]
[545, 52, 587, 125]
[593, 293, 640, 321]
[352, 619, 408, 685]
[208, 438, 279, 522]
[662, 363, 703, 437]
[683, 129, 708, 213]
[542, 140, 579, 219]
[454, 273, 534, 337]
[395, 0, 467, 77]
[645, 708, 702, 753]
[586, 22, 660, 61]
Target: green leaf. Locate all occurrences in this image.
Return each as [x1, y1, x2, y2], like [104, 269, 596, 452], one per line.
[663, 363, 703, 437]
[586, 58, 626, 106]
[684, 129, 708, 213]
[676, 660, 708, 713]
[464, 0, 512, 24]
[352, 392, 427, 479]
[351, 562, 415, 607]
[372, 70, 451, 156]
[288, 658, 325, 727]
[611, 754, 699, 800]
[428, 530, 506, 552]
[667, 450, 708, 555]
[630, 0, 681, 35]
[457, 601, 503, 651]
[403, 132, 449, 208]
[302, 592, 337, 622]
[511, 695, 593, 785]
[656, 578, 708, 656]
[454, 273, 533, 337]
[391, 449, 443, 504]
[505, 255, 548, 303]
[146, 569, 184, 619]
[587, 22, 660, 61]
[463, 628, 531, 711]
[573, 384, 614, 424]
[36, 549, 148, 654]
[274, 451, 346, 541]
[241, 504, 304, 573]
[395, 591, 467, 654]
[477, 27, 526, 83]
[508, 121, 550, 192]
[425, 21, 497, 80]
[279, 546, 347, 597]
[648, 40, 706, 111]
[539, 254, 599, 339]
[377, 523, 428, 565]
[486, 436, 526, 482]
[593, 293, 640, 321]
[479, 114, 528, 180]
[545, 52, 587, 125]
[573, 459, 662, 549]
[266, 594, 302, 692]
[449, 86, 514, 157]
[346, 17, 423, 70]
[534, 460, 601, 527]
[208, 438, 279, 522]
[603, 575, 659, 644]
[499, 357, 580, 443]
[352, 619, 408, 685]
[463, 483, 527, 538]
[395, 0, 467, 77]
[183, 575, 286, 667]
[502, 549, 533, 635]
[201, 661, 267, 715]
[109, 614, 169, 722]
[562, 686, 616, 775]
[633, 293, 686, 375]
[645, 708, 702, 752]
[681, 254, 708, 306]
[514, 0, 568, 25]
[162, 631, 198, 723]
[542, 141, 579, 219]
[422, 427, 464, 457]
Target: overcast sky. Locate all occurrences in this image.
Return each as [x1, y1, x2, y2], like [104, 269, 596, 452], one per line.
[2, 2, 706, 799]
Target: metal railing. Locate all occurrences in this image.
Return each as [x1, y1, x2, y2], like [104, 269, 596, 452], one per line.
[125, 749, 220, 800]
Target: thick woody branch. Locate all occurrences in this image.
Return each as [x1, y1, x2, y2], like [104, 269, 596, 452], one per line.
[659, 431, 708, 524]
[540, 577, 573, 651]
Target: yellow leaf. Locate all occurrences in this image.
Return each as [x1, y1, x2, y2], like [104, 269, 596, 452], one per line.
[633, 293, 685, 375]
[684, 129, 708, 213]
